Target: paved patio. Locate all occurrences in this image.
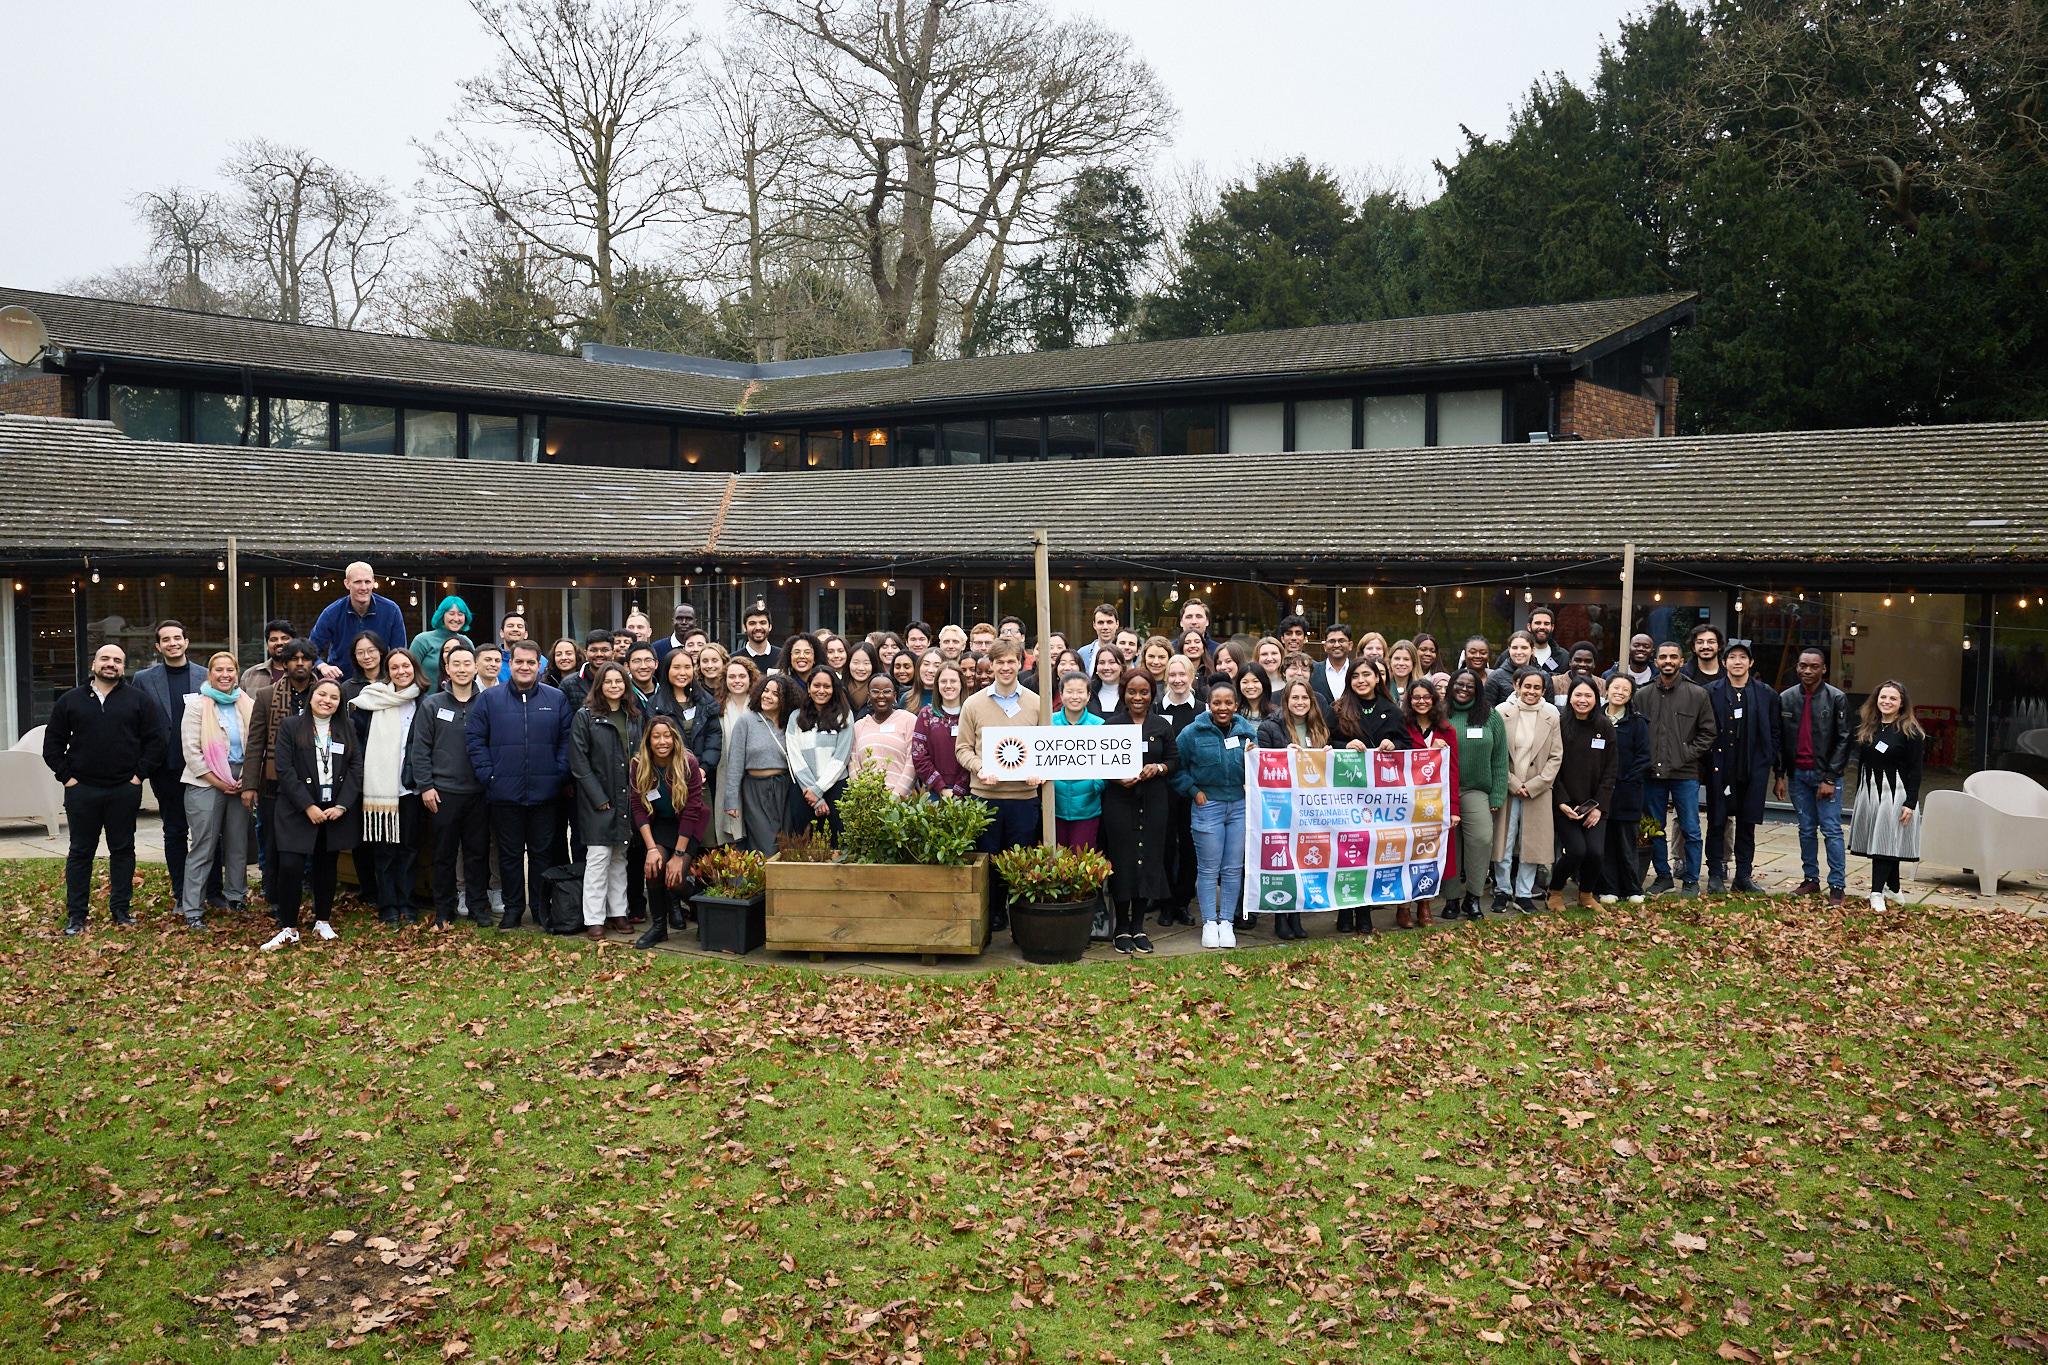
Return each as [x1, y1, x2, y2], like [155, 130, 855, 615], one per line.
[3, 812, 2041, 975]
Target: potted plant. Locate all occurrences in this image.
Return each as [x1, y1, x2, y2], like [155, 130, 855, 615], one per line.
[764, 767, 995, 959]
[991, 844, 1113, 964]
[690, 845, 769, 954]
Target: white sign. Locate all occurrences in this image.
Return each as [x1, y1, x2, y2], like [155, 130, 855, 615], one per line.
[981, 724, 1142, 781]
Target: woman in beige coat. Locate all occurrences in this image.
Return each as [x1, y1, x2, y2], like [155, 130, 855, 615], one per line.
[1490, 667, 1563, 912]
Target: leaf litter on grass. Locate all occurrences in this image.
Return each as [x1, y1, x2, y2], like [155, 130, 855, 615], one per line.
[0, 856, 2045, 1361]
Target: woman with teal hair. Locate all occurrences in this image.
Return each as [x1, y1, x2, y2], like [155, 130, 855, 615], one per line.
[410, 595, 474, 690]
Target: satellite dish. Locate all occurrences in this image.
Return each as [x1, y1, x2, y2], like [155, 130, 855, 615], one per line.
[0, 305, 50, 366]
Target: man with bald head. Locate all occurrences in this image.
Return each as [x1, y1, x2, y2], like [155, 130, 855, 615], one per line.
[310, 560, 411, 677]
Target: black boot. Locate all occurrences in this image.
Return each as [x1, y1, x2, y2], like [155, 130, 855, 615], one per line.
[633, 914, 668, 949]
[1287, 913, 1305, 940]
[1335, 907, 1354, 933]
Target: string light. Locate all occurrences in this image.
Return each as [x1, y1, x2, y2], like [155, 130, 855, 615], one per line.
[1652, 592, 1662, 602]
[216, 557, 225, 571]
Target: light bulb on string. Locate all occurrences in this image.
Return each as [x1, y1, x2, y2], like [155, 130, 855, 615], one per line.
[1455, 587, 1464, 598]
[216, 558, 225, 571]
[90, 569, 100, 584]
[409, 593, 419, 607]
[1652, 592, 1662, 603]
[1882, 595, 1893, 608]
[1522, 588, 1532, 604]
[1734, 598, 1744, 613]
[1552, 588, 1563, 601]
[1765, 594, 1776, 606]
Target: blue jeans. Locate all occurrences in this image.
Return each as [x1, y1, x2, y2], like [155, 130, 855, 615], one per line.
[1790, 769, 1845, 892]
[1491, 796, 1540, 898]
[1645, 777, 1702, 885]
[1189, 796, 1245, 924]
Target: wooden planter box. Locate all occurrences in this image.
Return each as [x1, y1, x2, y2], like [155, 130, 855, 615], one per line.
[765, 854, 989, 958]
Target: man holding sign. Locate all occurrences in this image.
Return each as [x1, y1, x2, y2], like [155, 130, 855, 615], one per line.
[957, 640, 1043, 931]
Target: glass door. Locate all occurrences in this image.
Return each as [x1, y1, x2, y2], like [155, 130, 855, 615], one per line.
[809, 579, 922, 640]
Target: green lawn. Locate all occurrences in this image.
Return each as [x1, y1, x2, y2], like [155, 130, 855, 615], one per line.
[2, 858, 2044, 1363]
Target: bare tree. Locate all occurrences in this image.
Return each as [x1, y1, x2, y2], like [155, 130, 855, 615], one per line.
[686, 36, 811, 361]
[739, 0, 1174, 361]
[420, 0, 701, 345]
[225, 139, 407, 326]
[125, 186, 237, 310]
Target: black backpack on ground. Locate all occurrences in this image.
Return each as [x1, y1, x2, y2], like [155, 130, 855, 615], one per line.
[539, 863, 587, 935]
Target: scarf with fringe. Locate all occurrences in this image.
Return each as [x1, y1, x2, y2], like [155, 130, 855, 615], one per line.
[351, 680, 419, 842]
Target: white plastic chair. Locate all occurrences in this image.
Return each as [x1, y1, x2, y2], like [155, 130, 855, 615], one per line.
[1921, 772, 2048, 896]
[0, 730, 63, 835]
[2018, 729, 2048, 759]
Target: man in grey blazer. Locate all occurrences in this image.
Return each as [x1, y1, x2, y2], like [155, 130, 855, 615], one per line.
[129, 619, 200, 909]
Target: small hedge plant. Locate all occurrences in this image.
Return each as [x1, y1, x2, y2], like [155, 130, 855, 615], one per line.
[990, 843, 1113, 907]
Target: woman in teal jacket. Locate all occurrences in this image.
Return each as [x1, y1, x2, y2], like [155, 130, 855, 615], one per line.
[409, 595, 475, 691]
[1050, 672, 1105, 847]
[1173, 678, 1258, 949]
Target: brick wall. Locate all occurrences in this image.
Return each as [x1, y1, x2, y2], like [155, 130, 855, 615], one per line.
[1556, 378, 1661, 441]
[0, 374, 77, 418]
[1661, 377, 1679, 437]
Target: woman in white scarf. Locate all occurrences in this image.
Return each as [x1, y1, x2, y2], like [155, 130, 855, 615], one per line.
[351, 649, 423, 926]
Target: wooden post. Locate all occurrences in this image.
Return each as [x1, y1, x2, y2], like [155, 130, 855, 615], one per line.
[1032, 529, 1055, 846]
[1618, 540, 1636, 652]
[226, 535, 240, 659]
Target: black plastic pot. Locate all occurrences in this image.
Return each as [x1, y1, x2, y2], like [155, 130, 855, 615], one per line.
[1009, 898, 1096, 964]
[693, 891, 765, 955]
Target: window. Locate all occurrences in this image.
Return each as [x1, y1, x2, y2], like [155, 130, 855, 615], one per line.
[1162, 404, 1219, 456]
[1436, 389, 1504, 447]
[194, 392, 250, 446]
[753, 430, 801, 471]
[1292, 397, 1353, 451]
[338, 404, 397, 454]
[1227, 402, 1284, 453]
[1046, 412, 1096, 460]
[898, 423, 942, 466]
[680, 427, 744, 472]
[544, 416, 669, 468]
[268, 397, 331, 449]
[1363, 393, 1426, 449]
[467, 413, 527, 462]
[994, 416, 1040, 462]
[1102, 409, 1158, 459]
[800, 430, 840, 470]
[854, 425, 893, 468]
[109, 384, 180, 441]
[405, 410, 459, 459]
[942, 420, 988, 465]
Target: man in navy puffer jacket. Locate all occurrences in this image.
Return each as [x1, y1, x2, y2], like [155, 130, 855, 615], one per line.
[467, 640, 571, 929]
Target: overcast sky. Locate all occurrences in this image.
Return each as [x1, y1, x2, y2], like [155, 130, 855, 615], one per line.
[0, 0, 1644, 292]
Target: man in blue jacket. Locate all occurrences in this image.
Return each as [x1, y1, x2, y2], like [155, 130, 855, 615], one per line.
[310, 561, 410, 676]
[466, 640, 571, 929]
[1704, 641, 1779, 895]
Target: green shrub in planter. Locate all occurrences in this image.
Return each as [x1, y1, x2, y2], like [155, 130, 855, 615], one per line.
[837, 765, 993, 866]
[690, 846, 768, 955]
[990, 844, 1113, 964]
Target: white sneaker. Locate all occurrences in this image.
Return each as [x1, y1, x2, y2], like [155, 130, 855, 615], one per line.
[313, 920, 338, 940]
[457, 892, 471, 919]
[1869, 893, 1886, 912]
[1200, 921, 1218, 949]
[1626, 894, 1645, 905]
[488, 891, 505, 914]
[1597, 894, 1618, 906]
[260, 927, 299, 952]
[1217, 922, 1236, 949]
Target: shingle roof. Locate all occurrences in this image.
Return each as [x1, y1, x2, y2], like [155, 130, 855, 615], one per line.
[747, 292, 1698, 415]
[0, 416, 727, 563]
[0, 285, 1694, 421]
[1, 413, 2042, 570]
[0, 286, 743, 417]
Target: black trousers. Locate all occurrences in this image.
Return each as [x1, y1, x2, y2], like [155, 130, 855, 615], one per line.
[63, 780, 142, 921]
[361, 794, 423, 916]
[429, 790, 492, 920]
[1167, 792, 1197, 911]
[490, 801, 556, 922]
[272, 832, 339, 929]
[1554, 817, 1599, 893]
[1705, 784, 1761, 883]
[257, 789, 279, 899]
[1597, 815, 1642, 898]
[148, 765, 190, 904]
[1871, 855, 1902, 893]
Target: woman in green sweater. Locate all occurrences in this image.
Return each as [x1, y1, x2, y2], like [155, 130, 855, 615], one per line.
[1443, 666, 1507, 920]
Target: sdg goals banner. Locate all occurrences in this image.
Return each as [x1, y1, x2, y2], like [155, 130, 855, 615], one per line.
[1244, 745, 1453, 915]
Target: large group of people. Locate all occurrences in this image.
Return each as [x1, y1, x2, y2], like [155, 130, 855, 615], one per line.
[41, 562, 1931, 950]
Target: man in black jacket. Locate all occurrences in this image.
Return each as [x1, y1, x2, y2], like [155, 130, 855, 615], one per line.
[130, 619, 199, 910]
[408, 642, 491, 928]
[43, 643, 164, 933]
[1705, 641, 1780, 895]
[1773, 647, 1852, 905]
